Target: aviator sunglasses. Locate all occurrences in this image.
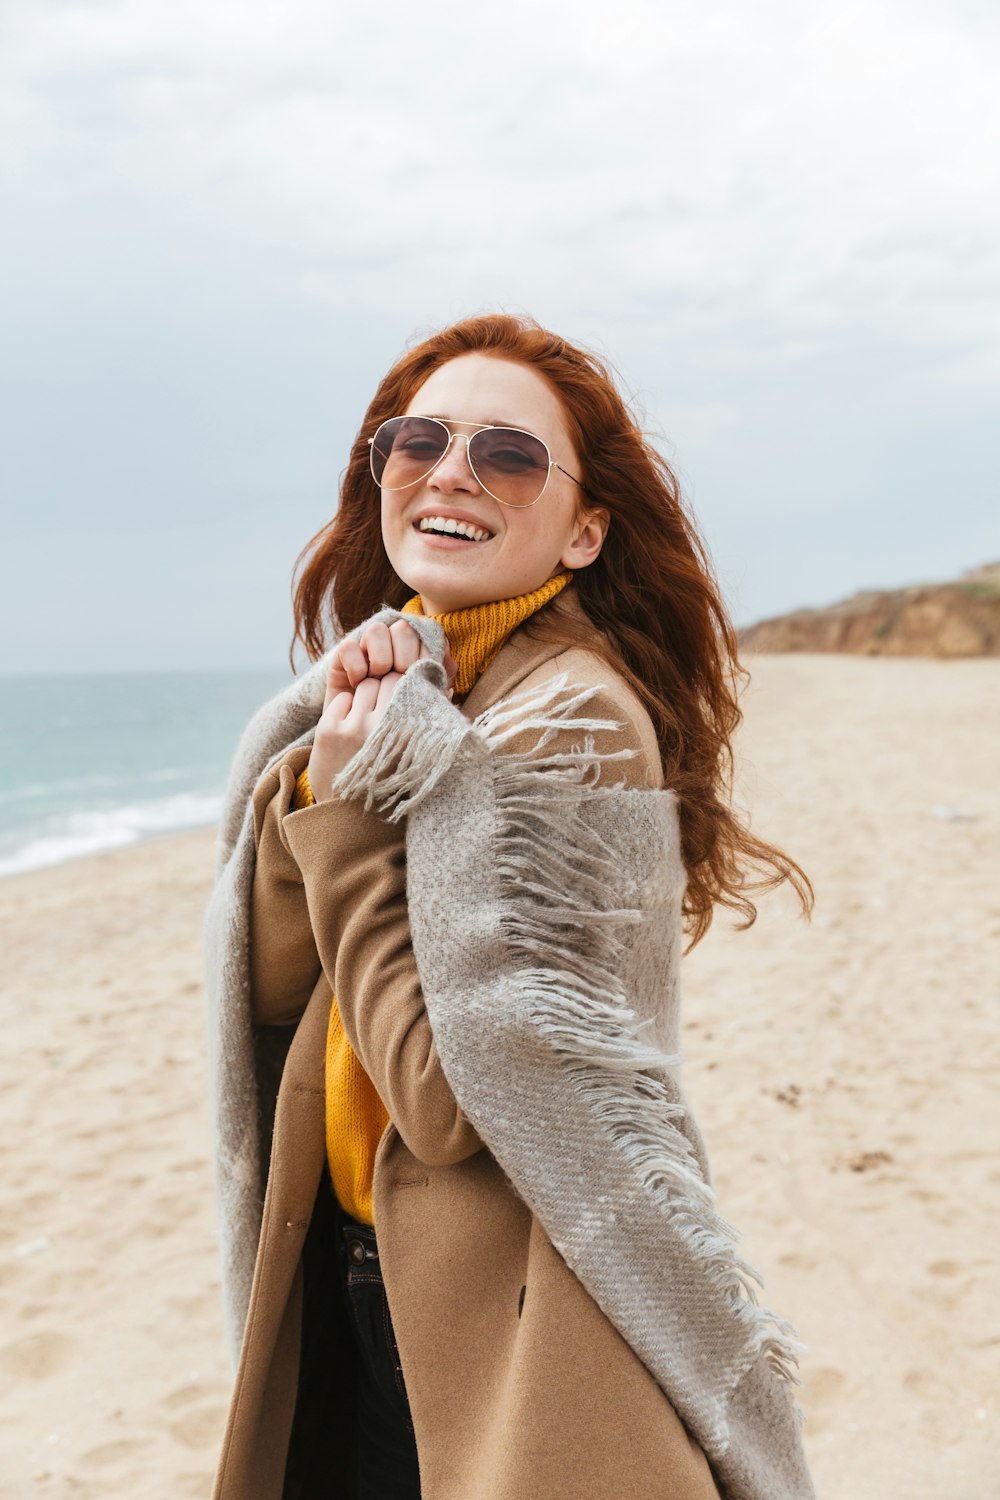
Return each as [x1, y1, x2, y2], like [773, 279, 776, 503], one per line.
[368, 415, 585, 509]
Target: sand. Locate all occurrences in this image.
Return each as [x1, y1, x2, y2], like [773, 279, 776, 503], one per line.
[1, 653, 997, 1499]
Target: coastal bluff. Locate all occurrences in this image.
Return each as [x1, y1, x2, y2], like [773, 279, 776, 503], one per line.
[738, 561, 1000, 657]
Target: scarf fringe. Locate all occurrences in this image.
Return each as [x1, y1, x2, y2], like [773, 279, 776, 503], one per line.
[329, 670, 468, 820]
[333, 664, 808, 1396]
[473, 673, 809, 1394]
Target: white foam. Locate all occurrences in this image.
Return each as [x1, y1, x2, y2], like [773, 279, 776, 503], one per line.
[0, 792, 222, 878]
[0, 768, 190, 805]
[0, 773, 120, 806]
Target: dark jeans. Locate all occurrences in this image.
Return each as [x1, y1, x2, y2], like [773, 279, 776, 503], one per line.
[332, 1197, 422, 1500]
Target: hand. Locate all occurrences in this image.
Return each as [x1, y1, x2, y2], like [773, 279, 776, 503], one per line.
[308, 620, 457, 801]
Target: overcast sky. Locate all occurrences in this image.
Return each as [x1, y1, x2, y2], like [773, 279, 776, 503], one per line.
[2, 0, 997, 673]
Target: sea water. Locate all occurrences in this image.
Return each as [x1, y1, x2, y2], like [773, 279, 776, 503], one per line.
[0, 668, 292, 877]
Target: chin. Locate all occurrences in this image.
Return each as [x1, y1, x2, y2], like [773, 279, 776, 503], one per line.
[421, 590, 483, 615]
[405, 569, 495, 613]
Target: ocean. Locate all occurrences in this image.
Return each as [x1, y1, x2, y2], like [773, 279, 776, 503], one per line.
[0, 668, 292, 878]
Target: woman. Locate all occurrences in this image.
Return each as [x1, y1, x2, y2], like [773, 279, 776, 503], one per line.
[204, 313, 818, 1500]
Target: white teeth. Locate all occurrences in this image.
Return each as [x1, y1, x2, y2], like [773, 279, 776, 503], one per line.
[418, 516, 492, 543]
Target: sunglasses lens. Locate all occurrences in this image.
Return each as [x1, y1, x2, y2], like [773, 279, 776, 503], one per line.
[468, 427, 551, 507]
[369, 416, 555, 505]
[370, 417, 449, 489]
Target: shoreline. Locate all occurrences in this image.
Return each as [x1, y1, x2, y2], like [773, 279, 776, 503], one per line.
[0, 819, 220, 888]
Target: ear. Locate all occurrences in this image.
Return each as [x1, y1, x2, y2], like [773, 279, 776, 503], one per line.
[561, 506, 610, 571]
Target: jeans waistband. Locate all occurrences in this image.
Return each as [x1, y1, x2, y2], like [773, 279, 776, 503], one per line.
[337, 1204, 380, 1263]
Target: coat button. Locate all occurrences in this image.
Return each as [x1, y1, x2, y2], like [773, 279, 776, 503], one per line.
[348, 1239, 368, 1265]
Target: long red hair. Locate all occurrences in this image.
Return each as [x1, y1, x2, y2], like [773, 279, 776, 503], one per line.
[290, 313, 813, 951]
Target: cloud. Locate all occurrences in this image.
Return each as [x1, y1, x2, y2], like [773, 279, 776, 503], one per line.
[0, 0, 997, 668]
[4, 0, 998, 363]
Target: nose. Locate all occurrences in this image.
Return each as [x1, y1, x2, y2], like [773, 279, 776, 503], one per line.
[428, 433, 481, 494]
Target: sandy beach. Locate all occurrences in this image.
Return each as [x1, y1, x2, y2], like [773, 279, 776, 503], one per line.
[1, 652, 997, 1500]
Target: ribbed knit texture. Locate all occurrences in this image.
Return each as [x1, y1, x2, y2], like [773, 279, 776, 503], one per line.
[401, 571, 572, 696]
[291, 570, 573, 1223]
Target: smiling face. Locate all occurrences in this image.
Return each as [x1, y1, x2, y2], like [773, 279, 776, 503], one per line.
[379, 353, 609, 615]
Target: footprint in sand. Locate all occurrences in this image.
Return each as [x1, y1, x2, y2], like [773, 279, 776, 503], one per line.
[909, 1187, 946, 1203]
[72, 1166, 104, 1183]
[902, 1368, 949, 1402]
[776, 1250, 817, 1272]
[80, 1437, 146, 1470]
[170, 1402, 227, 1450]
[0, 1330, 75, 1380]
[164, 1380, 203, 1411]
[169, 1158, 209, 1178]
[798, 1365, 848, 1433]
[163, 1292, 208, 1320]
[807, 1365, 848, 1400]
[924, 1258, 978, 1312]
[20, 1191, 56, 1216]
[151, 1191, 199, 1221]
[14, 1302, 49, 1323]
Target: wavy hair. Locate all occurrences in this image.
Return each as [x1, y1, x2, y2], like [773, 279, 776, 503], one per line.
[290, 312, 813, 951]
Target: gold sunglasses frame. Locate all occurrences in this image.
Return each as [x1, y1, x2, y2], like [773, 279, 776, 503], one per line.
[367, 415, 585, 509]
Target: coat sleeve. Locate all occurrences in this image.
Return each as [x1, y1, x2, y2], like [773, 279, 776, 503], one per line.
[279, 786, 486, 1166]
[247, 743, 323, 1027]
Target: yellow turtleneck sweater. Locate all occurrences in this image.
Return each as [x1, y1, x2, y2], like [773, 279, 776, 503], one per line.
[291, 571, 572, 1224]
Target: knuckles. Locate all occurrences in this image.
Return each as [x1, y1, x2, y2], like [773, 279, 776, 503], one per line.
[329, 618, 436, 682]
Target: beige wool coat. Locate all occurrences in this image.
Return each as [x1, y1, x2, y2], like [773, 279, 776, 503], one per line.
[210, 587, 726, 1500]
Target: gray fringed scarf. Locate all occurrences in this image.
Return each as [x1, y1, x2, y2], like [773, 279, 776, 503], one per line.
[203, 603, 816, 1500]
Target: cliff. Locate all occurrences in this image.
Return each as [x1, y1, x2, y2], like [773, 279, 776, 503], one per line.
[738, 562, 1000, 658]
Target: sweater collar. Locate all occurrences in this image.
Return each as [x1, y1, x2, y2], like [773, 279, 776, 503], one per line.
[401, 572, 573, 696]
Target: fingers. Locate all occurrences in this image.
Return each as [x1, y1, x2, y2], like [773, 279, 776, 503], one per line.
[323, 624, 402, 711]
[357, 619, 441, 677]
[313, 675, 401, 792]
[376, 672, 403, 712]
[325, 620, 456, 713]
[323, 637, 371, 710]
[333, 672, 401, 721]
[387, 619, 427, 674]
[367, 619, 459, 680]
[347, 674, 389, 713]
